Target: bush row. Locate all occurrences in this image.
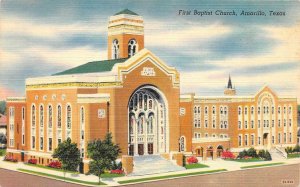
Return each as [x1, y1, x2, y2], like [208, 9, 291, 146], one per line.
[285, 145, 300, 154]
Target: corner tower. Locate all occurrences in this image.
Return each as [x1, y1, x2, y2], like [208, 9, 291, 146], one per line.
[224, 75, 236, 96]
[108, 9, 144, 60]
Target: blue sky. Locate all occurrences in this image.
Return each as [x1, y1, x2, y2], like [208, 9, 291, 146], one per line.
[1, 0, 299, 101]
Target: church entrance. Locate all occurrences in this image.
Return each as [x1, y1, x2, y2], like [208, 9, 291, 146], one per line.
[128, 86, 168, 156]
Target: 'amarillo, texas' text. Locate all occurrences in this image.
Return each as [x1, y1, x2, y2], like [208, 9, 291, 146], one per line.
[178, 10, 286, 16]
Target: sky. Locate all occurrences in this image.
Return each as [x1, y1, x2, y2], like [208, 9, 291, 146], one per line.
[0, 0, 299, 102]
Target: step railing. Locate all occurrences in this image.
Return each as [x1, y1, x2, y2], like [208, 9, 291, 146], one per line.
[275, 146, 287, 158]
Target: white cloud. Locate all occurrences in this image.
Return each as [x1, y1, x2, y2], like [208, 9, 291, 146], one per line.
[145, 21, 232, 50]
[1, 15, 106, 39]
[206, 24, 300, 69]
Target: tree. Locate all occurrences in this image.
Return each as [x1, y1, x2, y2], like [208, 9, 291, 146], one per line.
[264, 150, 272, 161]
[0, 101, 6, 115]
[87, 133, 121, 184]
[52, 138, 80, 173]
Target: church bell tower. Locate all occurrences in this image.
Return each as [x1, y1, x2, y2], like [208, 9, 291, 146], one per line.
[107, 9, 144, 60]
[224, 75, 236, 96]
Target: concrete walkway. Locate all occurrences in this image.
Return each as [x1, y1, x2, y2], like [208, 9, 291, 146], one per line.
[1, 156, 300, 186]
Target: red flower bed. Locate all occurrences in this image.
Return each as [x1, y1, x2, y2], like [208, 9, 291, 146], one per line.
[187, 156, 198, 164]
[110, 169, 123, 174]
[28, 158, 37, 165]
[48, 160, 62, 169]
[221, 151, 235, 159]
[3, 155, 18, 162]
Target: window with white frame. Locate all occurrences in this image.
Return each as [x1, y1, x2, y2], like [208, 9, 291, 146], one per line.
[22, 107, 25, 145]
[258, 136, 261, 145]
[278, 133, 281, 143]
[245, 134, 248, 146]
[251, 120, 254, 129]
[244, 120, 248, 129]
[112, 39, 119, 59]
[128, 39, 138, 57]
[272, 136, 275, 144]
[31, 105, 36, 149]
[9, 107, 15, 147]
[258, 106, 261, 115]
[212, 106, 216, 115]
[251, 134, 254, 145]
[238, 121, 241, 129]
[205, 120, 208, 128]
[238, 107, 242, 115]
[289, 132, 292, 143]
[238, 135, 242, 146]
[66, 105, 72, 139]
[258, 120, 260, 128]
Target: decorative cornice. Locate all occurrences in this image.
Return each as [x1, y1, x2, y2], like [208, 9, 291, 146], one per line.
[26, 82, 123, 90]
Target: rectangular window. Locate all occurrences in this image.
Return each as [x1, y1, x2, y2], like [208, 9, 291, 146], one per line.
[289, 133, 292, 143]
[238, 135, 242, 146]
[32, 136, 35, 149]
[205, 120, 208, 128]
[251, 120, 254, 128]
[245, 135, 248, 146]
[284, 119, 286, 127]
[258, 120, 260, 128]
[258, 137, 261, 145]
[289, 119, 292, 127]
[238, 121, 241, 129]
[245, 121, 248, 129]
[49, 138, 52, 151]
[251, 135, 254, 145]
[278, 120, 281, 127]
[224, 121, 228, 129]
[272, 120, 274, 127]
[40, 137, 44, 150]
[284, 133, 286, 143]
[272, 136, 275, 144]
[278, 133, 281, 143]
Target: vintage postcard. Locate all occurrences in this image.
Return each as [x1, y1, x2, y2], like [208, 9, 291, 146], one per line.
[0, 0, 299, 186]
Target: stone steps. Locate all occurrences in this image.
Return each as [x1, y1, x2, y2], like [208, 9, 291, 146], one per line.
[129, 155, 185, 176]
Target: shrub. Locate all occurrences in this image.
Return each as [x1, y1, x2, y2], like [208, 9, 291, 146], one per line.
[258, 150, 266, 158]
[28, 158, 37, 165]
[238, 149, 248, 159]
[221, 151, 235, 159]
[264, 151, 272, 161]
[247, 148, 258, 158]
[3, 155, 18, 162]
[187, 156, 198, 164]
[110, 169, 123, 174]
[285, 147, 293, 154]
[293, 145, 300, 153]
[48, 160, 62, 169]
[112, 161, 122, 170]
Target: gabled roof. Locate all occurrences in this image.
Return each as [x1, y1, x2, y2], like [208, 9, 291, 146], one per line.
[53, 58, 128, 76]
[114, 9, 138, 16]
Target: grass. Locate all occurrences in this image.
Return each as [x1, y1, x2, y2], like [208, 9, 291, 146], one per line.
[185, 163, 209, 169]
[25, 163, 77, 173]
[241, 162, 284, 169]
[101, 172, 125, 178]
[287, 153, 300, 159]
[0, 149, 6, 156]
[118, 169, 227, 184]
[18, 168, 105, 185]
[225, 158, 265, 162]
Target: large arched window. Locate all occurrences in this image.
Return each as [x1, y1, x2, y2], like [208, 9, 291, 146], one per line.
[112, 39, 119, 59]
[147, 113, 154, 134]
[128, 39, 137, 57]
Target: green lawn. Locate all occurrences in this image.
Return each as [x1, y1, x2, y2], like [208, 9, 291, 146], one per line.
[241, 162, 284, 169]
[101, 172, 125, 178]
[0, 149, 6, 156]
[25, 163, 77, 173]
[225, 158, 265, 162]
[185, 163, 209, 169]
[118, 169, 227, 184]
[18, 168, 105, 185]
[287, 153, 300, 159]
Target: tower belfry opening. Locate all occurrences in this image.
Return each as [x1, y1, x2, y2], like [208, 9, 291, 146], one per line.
[107, 9, 144, 60]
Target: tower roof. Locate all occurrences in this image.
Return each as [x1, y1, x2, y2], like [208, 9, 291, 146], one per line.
[114, 9, 138, 16]
[227, 75, 233, 89]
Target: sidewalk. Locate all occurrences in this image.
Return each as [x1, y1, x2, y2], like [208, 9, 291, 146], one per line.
[1, 156, 300, 186]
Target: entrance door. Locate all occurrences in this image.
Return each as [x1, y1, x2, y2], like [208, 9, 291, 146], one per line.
[21, 152, 24, 162]
[138, 144, 144, 155]
[148, 143, 153, 155]
[129, 145, 134, 156]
